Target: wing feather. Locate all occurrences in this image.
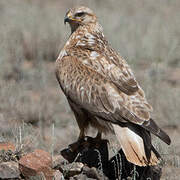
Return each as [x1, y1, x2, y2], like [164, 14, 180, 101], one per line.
[56, 53, 170, 145]
[73, 32, 139, 95]
[56, 56, 151, 125]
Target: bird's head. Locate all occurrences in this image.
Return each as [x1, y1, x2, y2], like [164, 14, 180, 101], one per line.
[64, 6, 97, 32]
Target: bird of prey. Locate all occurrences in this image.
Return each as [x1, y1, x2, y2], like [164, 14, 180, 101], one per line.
[55, 6, 171, 166]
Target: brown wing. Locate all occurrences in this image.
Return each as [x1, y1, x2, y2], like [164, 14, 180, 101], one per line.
[73, 32, 139, 95]
[56, 55, 151, 124]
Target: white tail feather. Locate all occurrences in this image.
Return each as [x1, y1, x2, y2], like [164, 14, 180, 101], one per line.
[113, 124, 159, 166]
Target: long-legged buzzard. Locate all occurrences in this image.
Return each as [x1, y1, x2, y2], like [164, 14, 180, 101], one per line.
[55, 6, 171, 166]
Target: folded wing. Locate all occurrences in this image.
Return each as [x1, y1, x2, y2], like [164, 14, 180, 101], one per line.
[56, 55, 171, 166]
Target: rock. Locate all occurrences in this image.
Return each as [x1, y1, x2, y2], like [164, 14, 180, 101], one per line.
[70, 174, 96, 180]
[82, 166, 108, 180]
[52, 155, 66, 169]
[0, 161, 20, 179]
[61, 136, 109, 171]
[61, 137, 162, 180]
[60, 162, 84, 177]
[0, 142, 15, 151]
[53, 170, 64, 180]
[68, 162, 84, 176]
[108, 149, 162, 180]
[61, 147, 77, 163]
[19, 149, 53, 180]
[69, 165, 108, 180]
[28, 172, 46, 180]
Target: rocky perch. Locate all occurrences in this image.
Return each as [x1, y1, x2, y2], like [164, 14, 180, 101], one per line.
[0, 138, 162, 179]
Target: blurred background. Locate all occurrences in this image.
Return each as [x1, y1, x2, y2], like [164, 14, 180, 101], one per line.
[0, 0, 179, 178]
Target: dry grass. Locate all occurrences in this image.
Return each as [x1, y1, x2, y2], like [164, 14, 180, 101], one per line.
[0, 0, 180, 179]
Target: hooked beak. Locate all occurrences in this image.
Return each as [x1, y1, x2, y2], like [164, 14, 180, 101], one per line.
[64, 11, 81, 25]
[64, 11, 71, 24]
[64, 11, 73, 25]
[64, 16, 69, 24]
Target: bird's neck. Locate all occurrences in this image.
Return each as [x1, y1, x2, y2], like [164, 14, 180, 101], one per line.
[70, 22, 103, 34]
[70, 22, 80, 34]
[65, 22, 106, 52]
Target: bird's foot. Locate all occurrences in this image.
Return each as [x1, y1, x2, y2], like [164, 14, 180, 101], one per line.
[68, 138, 85, 152]
[82, 134, 108, 149]
[68, 133, 108, 152]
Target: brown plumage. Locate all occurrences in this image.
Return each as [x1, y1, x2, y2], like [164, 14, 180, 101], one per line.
[55, 6, 171, 166]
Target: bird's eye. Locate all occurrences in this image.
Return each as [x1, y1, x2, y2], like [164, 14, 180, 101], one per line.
[75, 12, 85, 17]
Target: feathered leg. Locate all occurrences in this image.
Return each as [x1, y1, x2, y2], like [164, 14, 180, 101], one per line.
[68, 99, 90, 151]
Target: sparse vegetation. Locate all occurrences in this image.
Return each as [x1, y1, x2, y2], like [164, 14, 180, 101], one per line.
[0, 0, 180, 179]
